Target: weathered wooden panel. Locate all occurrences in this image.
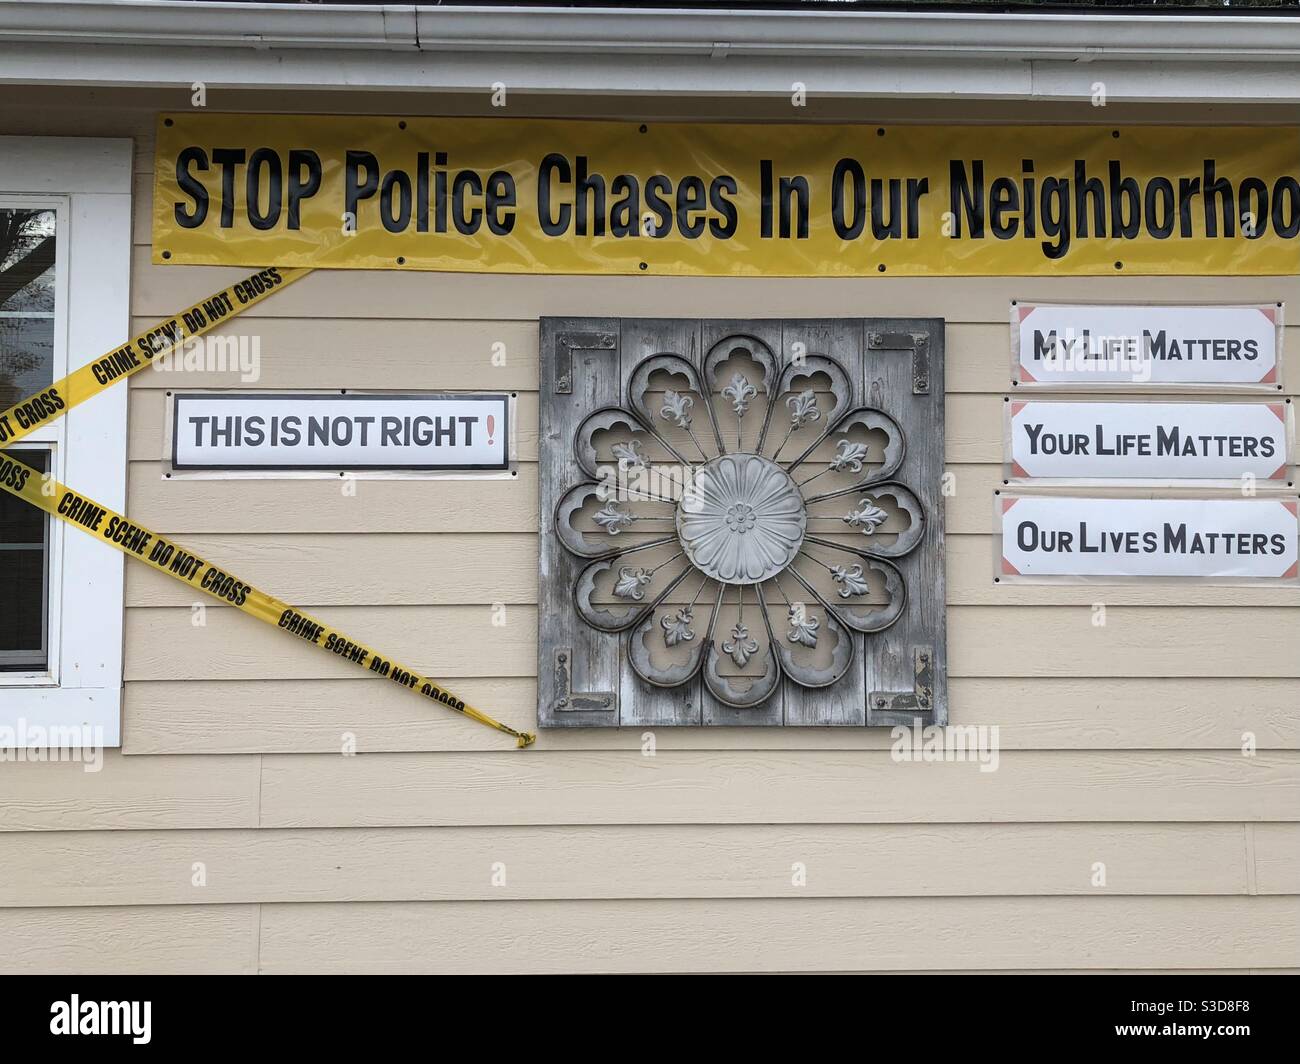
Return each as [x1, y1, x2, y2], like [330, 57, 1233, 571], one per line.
[538, 317, 946, 728]
[778, 319, 866, 727]
[257, 896, 1300, 973]
[534, 318, 624, 728]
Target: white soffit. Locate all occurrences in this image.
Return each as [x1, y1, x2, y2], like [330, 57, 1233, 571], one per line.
[0, 2, 1299, 102]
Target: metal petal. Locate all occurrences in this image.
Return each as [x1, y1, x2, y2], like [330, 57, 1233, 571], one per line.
[573, 406, 691, 481]
[554, 482, 675, 559]
[627, 582, 716, 687]
[573, 558, 688, 633]
[702, 640, 782, 708]
[804, 480, 926, 559]
[759, 354, 853, 455]
[787, 406, 907, 479]
[757, 583, 854, 688]
[704, 334, 780, 449]
[627, 353, 724, 456]
[800, 540, 908, 633]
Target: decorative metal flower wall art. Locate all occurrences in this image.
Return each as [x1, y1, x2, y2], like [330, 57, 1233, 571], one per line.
[553, 335, 926, 709]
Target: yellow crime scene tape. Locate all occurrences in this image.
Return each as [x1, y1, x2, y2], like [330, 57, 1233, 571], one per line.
[0, 267, 536, 748]
[0, 266, 310, 445]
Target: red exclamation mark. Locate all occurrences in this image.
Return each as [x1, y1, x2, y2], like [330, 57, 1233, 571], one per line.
[486, 414, 495, 446]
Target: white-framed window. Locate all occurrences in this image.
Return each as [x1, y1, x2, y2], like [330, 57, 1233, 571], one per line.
[0, 138, 132, 748]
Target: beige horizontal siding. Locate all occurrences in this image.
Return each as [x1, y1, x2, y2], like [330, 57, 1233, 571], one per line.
[4, 750, 1292, 834]
[0, 905, 256, 974]
[256, 751, 1299, 827]
[254, 897, 1300, 973]
[121, 677, 1300, 753]
[4, 900, 1295, 975]
[4, 823, 1293, 907]
[0, 754, 260, 832]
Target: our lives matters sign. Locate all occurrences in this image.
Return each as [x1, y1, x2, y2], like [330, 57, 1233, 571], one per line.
[1007, 400, 1292, 481]
[999, 496, 1300, 580]
[1013, 304, 1283, 388]
[171, 393, 510, 471]
[153, 115, 1300, 276]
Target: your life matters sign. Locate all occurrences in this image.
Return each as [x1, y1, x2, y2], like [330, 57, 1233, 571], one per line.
[1007, 400, 1292, 481]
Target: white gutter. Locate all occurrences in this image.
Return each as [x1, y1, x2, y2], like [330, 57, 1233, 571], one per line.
[1, 1, 1299, 102]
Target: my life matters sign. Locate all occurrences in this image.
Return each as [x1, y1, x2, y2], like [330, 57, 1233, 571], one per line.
[1012, 303, 1283, 388]
[999, 495, 1300, 581]
[171, 392, 511, 471]
[1007, 399, 1292, 481]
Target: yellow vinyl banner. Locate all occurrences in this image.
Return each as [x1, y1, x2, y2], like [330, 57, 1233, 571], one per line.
[0, 456, 535, 748]
[0, 265, 311, 447]
[153, 114, 1300, 277]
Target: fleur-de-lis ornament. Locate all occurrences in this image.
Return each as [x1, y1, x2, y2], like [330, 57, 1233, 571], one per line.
[830, 563, 870, 598]
[610, 440, 648, 470]
[722, 373, 757, 417]
[660, 390, 694, 429]
[787, 604, 820, 648]
[613, 567, 653, 600]
[722, 622, 759, 667]
[829, 438, 870, 474]
[661, 605, 696, 647]
[593, 502, 635, 534]
[785, 389, 820, 429]
[844, 499, 888, 534]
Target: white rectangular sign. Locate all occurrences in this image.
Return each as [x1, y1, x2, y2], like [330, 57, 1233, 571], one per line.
[999, 495, 1299, 581]
[1012, 303, 1282, 389]
[171, 392, 511, 471]
[1008, 400, 1292, 482]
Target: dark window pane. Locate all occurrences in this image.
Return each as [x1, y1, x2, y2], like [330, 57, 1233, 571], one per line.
[0, 448, 49, 671]
[0, 316, 55, 409]
[0, 449, 47, 542]
[0, 207, 57, 408]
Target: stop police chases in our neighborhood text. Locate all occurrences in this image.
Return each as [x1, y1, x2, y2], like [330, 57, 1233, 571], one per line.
[171, 146, 1300, 258]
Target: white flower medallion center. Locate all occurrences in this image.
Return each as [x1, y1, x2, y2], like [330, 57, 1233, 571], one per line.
[677, 453, 807, 585]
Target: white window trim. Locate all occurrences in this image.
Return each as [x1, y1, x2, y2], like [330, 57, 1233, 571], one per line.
[0, 136, 131, 748]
